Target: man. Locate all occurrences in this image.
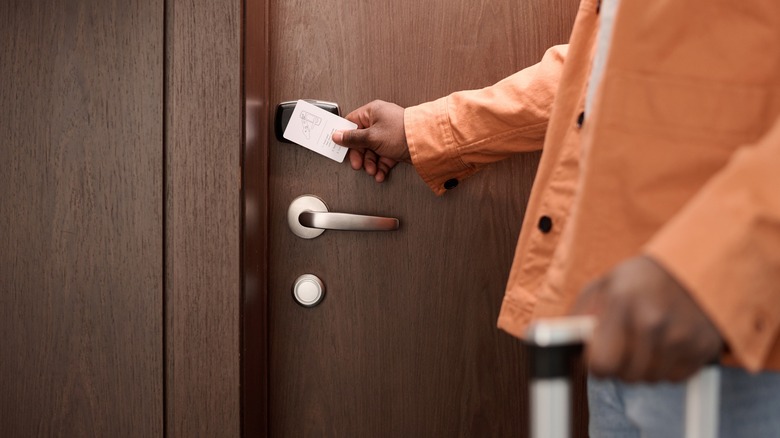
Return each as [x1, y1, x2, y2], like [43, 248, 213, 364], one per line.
[334, 0, 780, 436]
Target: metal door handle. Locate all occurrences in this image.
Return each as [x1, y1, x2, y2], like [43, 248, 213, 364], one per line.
[299, 211, 398, 231]
[288, 195, 399, 239]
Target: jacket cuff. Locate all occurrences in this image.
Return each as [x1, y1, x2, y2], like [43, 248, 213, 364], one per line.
[404, 98, 476, 196]
[643, 122, 780, 372]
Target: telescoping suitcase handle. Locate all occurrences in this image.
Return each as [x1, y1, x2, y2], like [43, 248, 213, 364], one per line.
[524, 316, 720, 438]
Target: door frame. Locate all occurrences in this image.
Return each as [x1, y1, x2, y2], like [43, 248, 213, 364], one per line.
[242, 0, 270, 435]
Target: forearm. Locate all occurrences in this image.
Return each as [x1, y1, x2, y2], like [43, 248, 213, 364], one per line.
[645, 115, 780, 372]
[405, 44, 568, 195]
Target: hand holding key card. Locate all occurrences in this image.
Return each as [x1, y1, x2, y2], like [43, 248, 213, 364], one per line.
[282, 100, 356, 163]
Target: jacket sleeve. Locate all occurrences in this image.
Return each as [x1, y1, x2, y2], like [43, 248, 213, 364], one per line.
[404, 44, 568, 195]
[645, 115, 780, 372]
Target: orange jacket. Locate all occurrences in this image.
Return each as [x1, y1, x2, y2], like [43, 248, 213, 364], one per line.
[404, 0, 780, 372]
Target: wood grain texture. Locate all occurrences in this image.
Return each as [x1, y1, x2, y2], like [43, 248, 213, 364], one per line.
[266, 0, 580, 436]
[243, 0, 270, 435]
[165, 0, 242, 436]
[0, 0, 163, 436]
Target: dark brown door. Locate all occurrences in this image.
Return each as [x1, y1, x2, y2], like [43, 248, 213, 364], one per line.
[0, 1, 163, 435]
[2, 0, 243, 435]
[266, 1, 578, 436]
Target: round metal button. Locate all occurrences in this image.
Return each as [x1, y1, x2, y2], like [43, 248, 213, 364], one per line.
[293, 274, 325, 307]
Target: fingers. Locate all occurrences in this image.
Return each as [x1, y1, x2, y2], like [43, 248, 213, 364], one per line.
[374, 156, 397, 183]
[348, 149, 364, 171]
[335, 100, 407, 182]
[335, 100, 383, 147]
[346, 149, 397, 183]
[621, 314, 657, 382]
[587, 288, 630, 379]
[571, 276, 628, 379]
[364, 150, 378, 176]
[344, 100, 381, 127]
[333, 129, 370, 149]
[570, 278, 607, 316]
[575, 256, 724, 383]
[366, 154, 399, 183]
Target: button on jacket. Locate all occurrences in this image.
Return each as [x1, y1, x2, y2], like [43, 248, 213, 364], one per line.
[404, 0, 780, 372]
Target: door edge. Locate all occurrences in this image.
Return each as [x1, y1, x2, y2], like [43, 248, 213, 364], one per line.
[242, 0, 270, 435]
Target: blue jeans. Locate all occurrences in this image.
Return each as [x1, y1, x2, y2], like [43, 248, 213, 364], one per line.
[588, 367, 780, 437]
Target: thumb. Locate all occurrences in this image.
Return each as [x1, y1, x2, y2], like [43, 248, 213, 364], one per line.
[333, 129, 370, 149]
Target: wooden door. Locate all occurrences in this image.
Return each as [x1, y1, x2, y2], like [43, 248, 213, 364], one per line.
[0, 1, 163, 435]
[260, 0, 579, 435]
[2, 0, 242, 435]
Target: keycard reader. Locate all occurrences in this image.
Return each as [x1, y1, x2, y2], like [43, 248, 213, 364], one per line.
[275, 100, 340, 144]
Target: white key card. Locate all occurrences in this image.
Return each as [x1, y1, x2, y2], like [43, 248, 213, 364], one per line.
[282, 100, 356, 163]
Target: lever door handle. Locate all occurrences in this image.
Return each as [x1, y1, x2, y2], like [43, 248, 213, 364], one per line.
[288, 195, 400, 239]
[299, 211, 399, 231]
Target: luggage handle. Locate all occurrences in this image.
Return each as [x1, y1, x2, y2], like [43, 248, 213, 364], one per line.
[525, 316, 720, 438]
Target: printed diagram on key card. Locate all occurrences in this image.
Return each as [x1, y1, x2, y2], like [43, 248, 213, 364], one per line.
[282, 100, 356, 163]
[299, 110, 321, 139]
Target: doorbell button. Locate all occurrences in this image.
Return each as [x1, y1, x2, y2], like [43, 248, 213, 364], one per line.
[293, 274, 325, 307]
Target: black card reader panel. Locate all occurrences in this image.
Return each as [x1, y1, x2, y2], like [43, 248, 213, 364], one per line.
[274, 100, 340, 144]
